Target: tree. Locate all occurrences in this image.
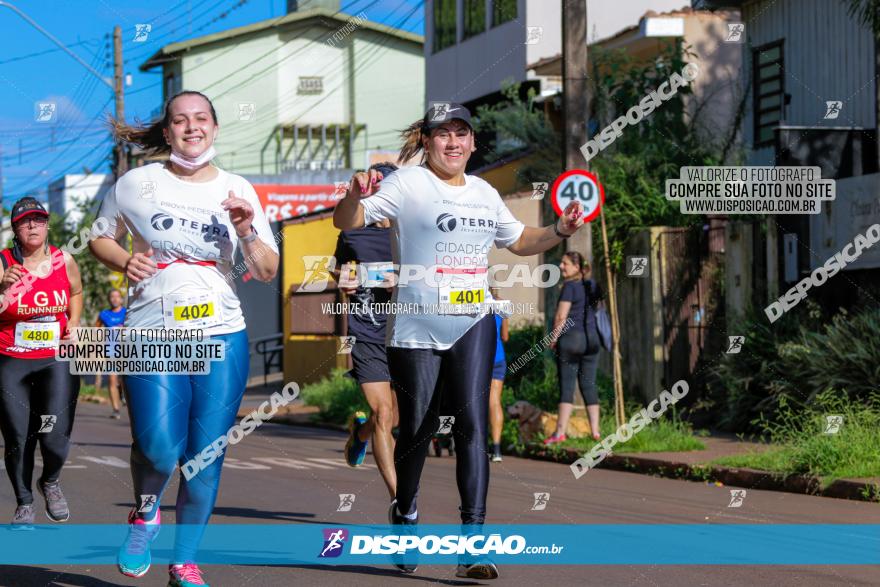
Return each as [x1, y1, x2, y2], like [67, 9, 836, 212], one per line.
[48, 199, 119, 322]
[475, 43, 733, 268]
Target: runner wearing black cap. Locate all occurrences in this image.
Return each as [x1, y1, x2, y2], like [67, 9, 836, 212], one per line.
[335, 102, 586, 579]
[0, 197, 83, 527]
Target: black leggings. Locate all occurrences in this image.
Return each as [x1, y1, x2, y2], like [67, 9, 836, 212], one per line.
[387, 315, 496, 525]
[556, 329, 600, 405]
[0, 354, 80, 505]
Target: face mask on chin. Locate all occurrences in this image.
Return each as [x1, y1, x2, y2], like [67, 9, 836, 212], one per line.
[169, 145, 217, 171]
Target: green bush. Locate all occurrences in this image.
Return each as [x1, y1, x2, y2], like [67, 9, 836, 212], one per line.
[300, 369, 367, 426]
[710, 304, 880, 432]
[714, 391, 880, 485]
[708, 302, 821, 432]
[777, 308, 880, 404]
[504, 325, 560, 411]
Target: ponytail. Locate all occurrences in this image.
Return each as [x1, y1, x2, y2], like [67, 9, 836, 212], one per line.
[397, 120, 427, 165]
[108, 90, 218, 156]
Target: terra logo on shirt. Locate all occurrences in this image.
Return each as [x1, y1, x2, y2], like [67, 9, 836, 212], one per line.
[149, 211, 231, 240]
[435, 213, 496, 234]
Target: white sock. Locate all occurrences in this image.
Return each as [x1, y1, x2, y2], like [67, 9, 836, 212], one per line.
[396, 505, 418, 520]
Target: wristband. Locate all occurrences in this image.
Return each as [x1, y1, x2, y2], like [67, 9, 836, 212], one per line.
[238, 226, 258, 243]
[553, 222, 571, 239]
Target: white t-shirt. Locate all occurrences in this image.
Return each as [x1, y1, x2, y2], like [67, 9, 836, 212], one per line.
[97, 163, 278, 335]
[360, 165, 525, 350]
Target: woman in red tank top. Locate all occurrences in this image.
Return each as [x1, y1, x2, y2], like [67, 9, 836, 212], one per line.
[0, 197, 84, 528]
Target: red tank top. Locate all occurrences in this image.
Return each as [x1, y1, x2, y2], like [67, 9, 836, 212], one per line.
[0, 246, 71, 359]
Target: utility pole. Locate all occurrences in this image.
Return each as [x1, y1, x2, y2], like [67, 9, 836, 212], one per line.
[113, 25, 127, 176]
[0, 1, 120, 177]
[562, 0, 591, 262]
[562, 1, 625, 426]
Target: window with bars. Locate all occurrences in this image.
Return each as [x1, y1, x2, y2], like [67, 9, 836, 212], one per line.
[463, 0, 486, 39]
[492, 0, 516, 27]
[752, 40, 784, 147]
[433, 0, 457, 52]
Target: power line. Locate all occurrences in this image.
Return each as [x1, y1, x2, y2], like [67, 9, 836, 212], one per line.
[3, 142, 113, 202]
[0, 38, 102, 65]
[216, 0, 423, 169]
[5, 95, 114, 196]
[214, 0, 418, 146]
[125, 0, 252, 65]
[125, 0, 370, 107]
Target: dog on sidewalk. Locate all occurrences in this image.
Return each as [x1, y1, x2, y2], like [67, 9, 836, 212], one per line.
[507, 400, 593, 443]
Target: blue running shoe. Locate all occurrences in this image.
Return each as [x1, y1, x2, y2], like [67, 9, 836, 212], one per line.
[118, 507, 161, 577]
[345, 411, 369, 467]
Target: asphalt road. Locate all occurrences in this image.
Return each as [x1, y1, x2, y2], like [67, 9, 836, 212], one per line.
[0, 400, 876, 587]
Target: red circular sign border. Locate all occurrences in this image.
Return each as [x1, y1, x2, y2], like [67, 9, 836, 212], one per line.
[550, 169, 606, 223]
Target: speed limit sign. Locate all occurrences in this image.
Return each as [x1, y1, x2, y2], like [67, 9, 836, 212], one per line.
[550, 169, 605, 223]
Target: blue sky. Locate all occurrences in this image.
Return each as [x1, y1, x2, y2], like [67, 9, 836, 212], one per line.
[0, 0, 424, 206]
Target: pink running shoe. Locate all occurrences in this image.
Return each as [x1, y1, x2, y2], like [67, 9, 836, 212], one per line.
[542, 433, 567, 446]
[168, 562, 208, 586]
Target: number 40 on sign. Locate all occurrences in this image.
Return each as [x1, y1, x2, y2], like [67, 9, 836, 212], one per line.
[550, 169, 605, 223]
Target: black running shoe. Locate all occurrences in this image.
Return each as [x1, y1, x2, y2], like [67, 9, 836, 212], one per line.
[388, 499, 418, 574]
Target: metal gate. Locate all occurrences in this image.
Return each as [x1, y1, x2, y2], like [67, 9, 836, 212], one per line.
[658, 221, 726, 389]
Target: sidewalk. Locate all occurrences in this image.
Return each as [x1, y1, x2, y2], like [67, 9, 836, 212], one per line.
[239, 376, 332, 428]
[238, 381, 880, 503]
[524, 434, 880, 503]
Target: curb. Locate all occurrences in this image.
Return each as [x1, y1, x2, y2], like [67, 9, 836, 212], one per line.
[243, 411, 880, 503]
[519, 445, 880, 503]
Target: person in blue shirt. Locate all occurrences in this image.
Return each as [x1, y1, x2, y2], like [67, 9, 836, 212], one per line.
[95, 289, 126, 419]
[488, 288, 509, 462]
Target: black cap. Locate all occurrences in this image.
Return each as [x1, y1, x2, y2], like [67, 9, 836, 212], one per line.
[11, 197, 49, 224]
[423, 102, 473, 131]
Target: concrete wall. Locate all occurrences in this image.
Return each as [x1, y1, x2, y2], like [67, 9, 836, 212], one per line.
[488, 192, 544, 327]
[181, 31, 281, 173]
[353, 30, 425, 168]
[47, 174, 113, 228]
[724, 220, 754, 320]
[682, 10, 743, 156]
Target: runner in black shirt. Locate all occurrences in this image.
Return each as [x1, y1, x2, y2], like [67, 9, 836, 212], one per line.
[333, 162, 398, 499]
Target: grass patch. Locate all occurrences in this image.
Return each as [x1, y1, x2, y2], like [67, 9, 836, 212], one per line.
[558, 412, 706, 454]
[80, 384, 101, 396]
[712, 392, 880, 486]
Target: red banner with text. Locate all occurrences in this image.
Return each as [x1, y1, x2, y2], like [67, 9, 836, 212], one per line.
[253, 184, 344, 222]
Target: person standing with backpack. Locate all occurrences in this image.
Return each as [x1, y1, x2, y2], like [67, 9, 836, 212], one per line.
[546, 251, 604, 444]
